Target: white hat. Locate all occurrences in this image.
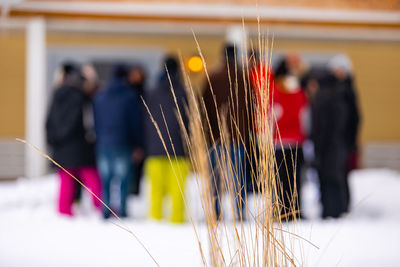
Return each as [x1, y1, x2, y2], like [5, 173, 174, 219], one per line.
[328, 54, 353, 74]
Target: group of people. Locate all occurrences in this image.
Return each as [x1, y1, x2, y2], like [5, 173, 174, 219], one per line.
[202, 45, 360, 220]
[46, 44, 359, 222]
[46, 57, 189, 222]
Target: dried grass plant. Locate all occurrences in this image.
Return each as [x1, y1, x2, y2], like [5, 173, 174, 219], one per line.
[142, 24, 311, 266]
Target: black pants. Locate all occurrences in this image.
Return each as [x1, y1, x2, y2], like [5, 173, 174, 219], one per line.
[318, 150, 348, 218]
[275, 147, 303, 220]
[129, 159, 145, 195]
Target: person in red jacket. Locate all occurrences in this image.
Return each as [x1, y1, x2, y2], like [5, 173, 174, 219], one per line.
[248, 52, 276, 194]
[249, 54, 275, 136]
[273, 54, 308, 220]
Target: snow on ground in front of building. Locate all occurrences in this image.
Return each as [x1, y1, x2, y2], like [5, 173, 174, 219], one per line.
[0, 169, 399, 266]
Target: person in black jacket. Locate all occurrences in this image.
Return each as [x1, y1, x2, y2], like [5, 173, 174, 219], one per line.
[328, 55, 361, 212]
[127, 65, 147, 195]
[46, 62, 102, 216]
[312, 55, 360, 218]
[312, 72, 347, 218]
[144, 56, 190, 223]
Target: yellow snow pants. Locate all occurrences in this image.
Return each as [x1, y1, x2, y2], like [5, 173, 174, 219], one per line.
[145, 157, 190, 223]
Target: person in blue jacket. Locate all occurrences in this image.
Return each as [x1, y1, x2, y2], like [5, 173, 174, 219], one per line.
[94, 65, 142, 218]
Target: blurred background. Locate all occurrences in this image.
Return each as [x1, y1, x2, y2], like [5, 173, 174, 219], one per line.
[0, 1, 400, 266]
[0, 0, 399, 179]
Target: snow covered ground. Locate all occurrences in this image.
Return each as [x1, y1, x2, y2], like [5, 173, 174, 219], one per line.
[0, 169, 399, 266]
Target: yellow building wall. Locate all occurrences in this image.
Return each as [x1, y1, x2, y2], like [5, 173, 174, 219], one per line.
[2, 29, 400, 146]
[0, 31, 25, 138]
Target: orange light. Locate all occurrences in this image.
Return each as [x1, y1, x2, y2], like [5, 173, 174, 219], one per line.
[188, 56, 203, 72]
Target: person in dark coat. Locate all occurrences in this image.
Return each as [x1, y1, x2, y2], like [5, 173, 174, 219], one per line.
[94, 65, 142, 218]
[46, 62, 102, 216]
[73, 63, 100, 203]
[312, 69, 350, 218]
[202, 44, 252, 220]
[127, 65, 147, 195]
[144, 56, 190, 223]
[327, 55, 361, 212]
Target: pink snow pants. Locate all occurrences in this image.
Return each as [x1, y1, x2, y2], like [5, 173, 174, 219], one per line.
[57, 166, 102, 216]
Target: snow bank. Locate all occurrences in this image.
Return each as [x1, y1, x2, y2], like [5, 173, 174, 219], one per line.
[0, 169, 399, 266]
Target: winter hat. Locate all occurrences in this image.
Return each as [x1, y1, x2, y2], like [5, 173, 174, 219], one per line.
[223, 44, 236, 63]
[164, 56, 179, 74]
[328, 54, 353, 74]
[113, 64, 128, 79]
[274, 58, 288, 79]
[62, 62, 79, 75]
